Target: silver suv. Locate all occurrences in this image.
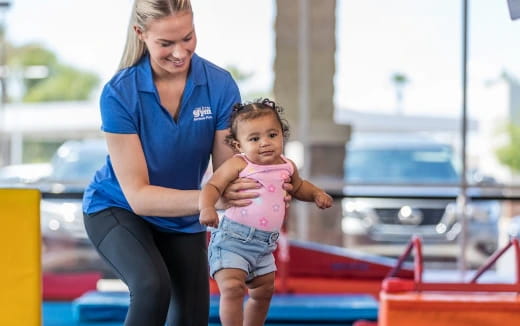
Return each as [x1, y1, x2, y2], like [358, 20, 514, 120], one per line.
[3, 139, 114, 276]
[341, 134, 500, 267]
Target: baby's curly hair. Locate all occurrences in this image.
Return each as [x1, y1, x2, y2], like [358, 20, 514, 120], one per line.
[225, 98, 290, 150]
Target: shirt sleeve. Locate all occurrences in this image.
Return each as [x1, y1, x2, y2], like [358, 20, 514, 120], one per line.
[215, 73, 241, 131]
[99, 83, 138, 134]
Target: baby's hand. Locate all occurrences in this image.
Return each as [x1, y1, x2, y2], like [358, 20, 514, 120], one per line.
[199, 207, 219, 228]
[314, 192, 333, 209]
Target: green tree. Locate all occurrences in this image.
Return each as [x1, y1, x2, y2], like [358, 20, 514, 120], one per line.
[226, 65, 253, 82]
[225, 64, 272, 100]
[23, 64, 98, 102]
[6, 43, 100, 102]
[496, 123, 520, 172]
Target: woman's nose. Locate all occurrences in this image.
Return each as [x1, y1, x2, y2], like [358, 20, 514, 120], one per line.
[171, 46, 185, 60]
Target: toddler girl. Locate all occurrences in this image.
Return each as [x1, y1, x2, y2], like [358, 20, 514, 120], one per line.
[199, 98, 333, 326]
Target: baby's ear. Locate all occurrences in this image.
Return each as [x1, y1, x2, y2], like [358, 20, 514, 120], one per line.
[232, 141, 241, 153]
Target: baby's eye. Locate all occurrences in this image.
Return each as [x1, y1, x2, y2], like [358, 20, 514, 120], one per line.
[249, 137, 259, 142]
[269, 132, 278, 138]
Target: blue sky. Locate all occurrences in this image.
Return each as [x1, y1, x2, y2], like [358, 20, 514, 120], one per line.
[4, 0, 520, 117]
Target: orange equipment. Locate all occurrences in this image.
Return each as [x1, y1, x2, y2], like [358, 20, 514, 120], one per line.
[379, 236, 520, 326]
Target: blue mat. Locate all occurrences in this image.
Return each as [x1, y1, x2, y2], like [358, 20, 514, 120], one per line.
[73, 291, 378, 323]
[43, 301, 122, 326]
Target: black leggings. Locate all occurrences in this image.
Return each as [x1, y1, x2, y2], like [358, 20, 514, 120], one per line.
[83, 207, 209, 326]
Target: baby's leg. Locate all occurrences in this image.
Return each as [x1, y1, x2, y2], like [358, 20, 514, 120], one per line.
[214, 268, 248, 326]
[244, 272, 275, 326]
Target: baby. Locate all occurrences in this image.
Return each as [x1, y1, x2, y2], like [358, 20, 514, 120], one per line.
[199, 98, 332, 326]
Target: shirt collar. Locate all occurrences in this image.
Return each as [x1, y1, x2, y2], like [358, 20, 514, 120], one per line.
[136, 52, 206, 93]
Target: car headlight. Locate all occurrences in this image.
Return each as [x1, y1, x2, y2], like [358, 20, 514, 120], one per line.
[40, 201, 87, 239]
[341, 199, 374, 234]
[342, 199, 371, 218]
[507, 216, 520, 238]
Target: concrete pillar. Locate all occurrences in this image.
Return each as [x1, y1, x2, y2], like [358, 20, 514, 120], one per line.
[0, 134, 10, 166]
[274, 0, 350, 180]
[274, 0, 349, 244]
[9, 132, 22, 164]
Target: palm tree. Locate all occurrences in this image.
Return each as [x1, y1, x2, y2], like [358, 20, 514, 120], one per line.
[391, 72, 409, 115]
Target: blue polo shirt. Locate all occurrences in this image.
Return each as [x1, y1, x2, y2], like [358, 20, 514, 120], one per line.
[82, 53, 240, 233]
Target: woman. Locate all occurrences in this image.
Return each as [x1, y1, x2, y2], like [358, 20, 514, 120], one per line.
[82, 1, 263, 325]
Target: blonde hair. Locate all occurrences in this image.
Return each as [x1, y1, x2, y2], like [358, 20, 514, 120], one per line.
[118, 0, 193, 70]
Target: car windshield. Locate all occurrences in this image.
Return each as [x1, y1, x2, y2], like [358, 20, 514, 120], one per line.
[345, 147, 460, 184]
[46, 140, 107, 183]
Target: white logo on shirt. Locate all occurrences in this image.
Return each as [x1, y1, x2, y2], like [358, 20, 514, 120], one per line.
[192, 106, 213, 121]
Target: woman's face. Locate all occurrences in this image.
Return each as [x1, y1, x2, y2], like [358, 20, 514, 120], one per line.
[135, 11, 197, 78]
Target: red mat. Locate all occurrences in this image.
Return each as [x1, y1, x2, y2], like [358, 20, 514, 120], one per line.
[43, 272, 101, 300]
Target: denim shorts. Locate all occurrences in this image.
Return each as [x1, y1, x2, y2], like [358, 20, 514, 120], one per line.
[208, 217, 279, 282]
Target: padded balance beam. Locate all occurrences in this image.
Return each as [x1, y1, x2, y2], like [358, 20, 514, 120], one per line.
[73, 291, 378, 323]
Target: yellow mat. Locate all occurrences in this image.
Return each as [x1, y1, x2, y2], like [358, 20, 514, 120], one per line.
[0, 188, 41, 325]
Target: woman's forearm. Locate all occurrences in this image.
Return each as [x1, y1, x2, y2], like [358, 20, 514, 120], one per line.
[126, 185, 201, 217]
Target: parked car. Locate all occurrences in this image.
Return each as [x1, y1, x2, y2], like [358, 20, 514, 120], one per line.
[341, 133, 501, 267]
[1, 139, 114, 276]
[0, 162, 52, 184]
[39, 139, 106, 238]
[39, 139, 117, 275]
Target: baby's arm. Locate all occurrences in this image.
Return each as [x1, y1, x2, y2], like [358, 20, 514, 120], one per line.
[288, 160, 333, 209]
[199, 156, 245, 227]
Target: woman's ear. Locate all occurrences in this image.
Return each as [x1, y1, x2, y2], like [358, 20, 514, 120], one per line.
[134, 25, 144, 40]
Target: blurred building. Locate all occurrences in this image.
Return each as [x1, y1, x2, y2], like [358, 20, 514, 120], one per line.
[0, 101, 101, 165]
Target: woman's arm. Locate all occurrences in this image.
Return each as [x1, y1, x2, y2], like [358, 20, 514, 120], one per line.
[106, 132, 201, 217]
[211, 129, 235, 170]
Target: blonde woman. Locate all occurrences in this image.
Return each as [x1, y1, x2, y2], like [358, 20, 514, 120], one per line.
[81, 1, 276, 325]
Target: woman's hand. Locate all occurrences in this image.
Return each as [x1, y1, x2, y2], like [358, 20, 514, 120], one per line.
[218, 176, 294, 209]
[282, 177, 293, 208]
[219, 177, 260, 209]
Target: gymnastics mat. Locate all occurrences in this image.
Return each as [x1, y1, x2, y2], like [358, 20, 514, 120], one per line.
[0, 188, 41, 325]
[73, 291, 378, 323]
[43, 272, 101, 300]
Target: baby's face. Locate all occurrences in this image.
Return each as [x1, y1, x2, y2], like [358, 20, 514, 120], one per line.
[235, 114, 284, 165]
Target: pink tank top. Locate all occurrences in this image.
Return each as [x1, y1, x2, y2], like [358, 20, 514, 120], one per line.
[224, 154, 294, 231]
